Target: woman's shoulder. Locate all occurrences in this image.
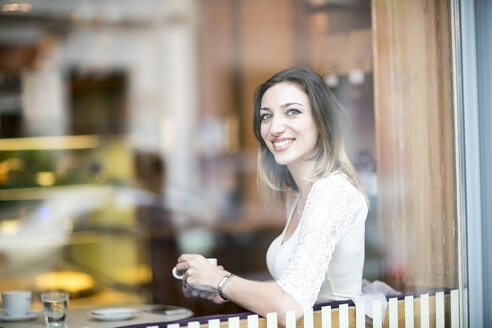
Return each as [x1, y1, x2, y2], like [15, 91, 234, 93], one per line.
[312, 172, 355, 191]
[311, 173, 366, 205]
[309, 173, 368, 223]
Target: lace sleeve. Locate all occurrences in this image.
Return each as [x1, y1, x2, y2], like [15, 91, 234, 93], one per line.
[276, 174, 366, 309]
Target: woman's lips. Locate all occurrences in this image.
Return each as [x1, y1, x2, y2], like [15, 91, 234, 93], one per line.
[272, 138, 294, 152]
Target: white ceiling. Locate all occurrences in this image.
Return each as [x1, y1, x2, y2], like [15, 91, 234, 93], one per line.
[0, 0, 195, 44]
[1, 0, 169, 21]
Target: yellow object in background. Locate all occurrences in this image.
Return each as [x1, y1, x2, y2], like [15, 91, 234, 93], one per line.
[35, 271, 96, 297]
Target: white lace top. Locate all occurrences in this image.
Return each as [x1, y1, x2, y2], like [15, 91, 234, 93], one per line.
[266, 173, 368, 309]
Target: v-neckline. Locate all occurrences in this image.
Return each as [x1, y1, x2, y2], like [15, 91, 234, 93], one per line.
[280, 193, 303, 245]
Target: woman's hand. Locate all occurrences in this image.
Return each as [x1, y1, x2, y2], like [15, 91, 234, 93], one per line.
[175, 254, 228, 296]
[182, 282, 228, 304]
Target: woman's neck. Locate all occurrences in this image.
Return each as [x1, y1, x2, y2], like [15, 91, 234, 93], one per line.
[288, 160, 316, 200]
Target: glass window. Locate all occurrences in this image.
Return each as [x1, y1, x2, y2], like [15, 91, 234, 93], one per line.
[0, 0, 467, 322]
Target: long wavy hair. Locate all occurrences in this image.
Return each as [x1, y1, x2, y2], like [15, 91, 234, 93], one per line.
[253, 67, 367, 203]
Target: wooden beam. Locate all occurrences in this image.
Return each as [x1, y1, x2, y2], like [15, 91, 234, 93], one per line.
[371, 0, 457, 291]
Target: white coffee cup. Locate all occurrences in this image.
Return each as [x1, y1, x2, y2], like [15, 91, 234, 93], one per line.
[1, 290, 32, 317]
[172, 258, 217, 280]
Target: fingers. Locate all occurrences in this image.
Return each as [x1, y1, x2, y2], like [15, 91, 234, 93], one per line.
[176, 254, 204, 275]
[183, 279, 226, 304]
[176, 254, 217, 280]
[177, 253, 205, 263]
[182, 283, 193, 298]
[177, 254, 225, 300]
[176, 254, 200, 271]
[183, 281, 211, 299]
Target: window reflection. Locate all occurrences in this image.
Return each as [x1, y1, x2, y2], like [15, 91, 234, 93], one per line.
[0, 0, 458, 318]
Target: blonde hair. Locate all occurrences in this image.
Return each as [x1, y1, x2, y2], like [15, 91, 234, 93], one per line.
[253, 68, 368, 204]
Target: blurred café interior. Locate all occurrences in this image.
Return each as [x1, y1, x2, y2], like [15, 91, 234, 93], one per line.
[0, 0, 490, 324]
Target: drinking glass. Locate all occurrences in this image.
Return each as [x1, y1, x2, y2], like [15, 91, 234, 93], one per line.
[41, 291, 69, 328]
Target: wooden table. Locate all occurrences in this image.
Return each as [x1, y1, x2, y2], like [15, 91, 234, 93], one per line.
[0, 304, 193, 328]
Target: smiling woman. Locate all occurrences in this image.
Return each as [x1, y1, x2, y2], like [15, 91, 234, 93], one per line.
[253, 68, 364, 202]
[173, 68, 369, 325]
[258, 82, 319, 167]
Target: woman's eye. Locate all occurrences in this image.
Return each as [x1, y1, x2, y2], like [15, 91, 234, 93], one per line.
[287, 108, 301, 116]
[260, 113, 272, 121]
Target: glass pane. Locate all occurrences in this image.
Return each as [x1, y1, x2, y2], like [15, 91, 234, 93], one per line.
[0, 0, 459, 322]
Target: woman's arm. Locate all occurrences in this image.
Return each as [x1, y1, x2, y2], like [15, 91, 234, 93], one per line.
[175, 176, 366, 324]
[220, 273, 304, 324]
[176, 254, 303, 325]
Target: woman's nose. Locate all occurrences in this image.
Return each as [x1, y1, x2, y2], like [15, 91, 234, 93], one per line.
[270, 116, 286, 135]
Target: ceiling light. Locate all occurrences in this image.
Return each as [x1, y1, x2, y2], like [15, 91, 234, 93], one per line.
[2, 3, 32, 13]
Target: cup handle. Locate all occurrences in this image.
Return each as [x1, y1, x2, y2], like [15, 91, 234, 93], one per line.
[172, 267, 184, 280]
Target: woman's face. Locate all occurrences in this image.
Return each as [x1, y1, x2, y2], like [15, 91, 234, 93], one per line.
[259, 82, 319, 168]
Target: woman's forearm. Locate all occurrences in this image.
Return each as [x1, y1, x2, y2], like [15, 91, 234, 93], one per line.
[176, 254, 304, 325]
[219, 274, 303, 325]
